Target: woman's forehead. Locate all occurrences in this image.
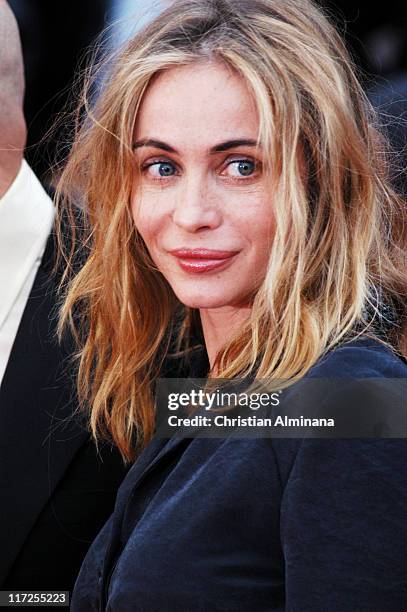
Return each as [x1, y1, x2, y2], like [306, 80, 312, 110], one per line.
[133, 61, 260, 147]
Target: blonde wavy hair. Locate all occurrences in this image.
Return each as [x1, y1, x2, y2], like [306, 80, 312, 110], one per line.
[56, 0, 407, 462]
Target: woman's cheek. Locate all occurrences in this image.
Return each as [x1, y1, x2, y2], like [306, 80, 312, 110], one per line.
[131, 192, 155, 237]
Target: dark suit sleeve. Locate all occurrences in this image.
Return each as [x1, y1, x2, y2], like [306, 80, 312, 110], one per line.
[280, 438, 407, 612]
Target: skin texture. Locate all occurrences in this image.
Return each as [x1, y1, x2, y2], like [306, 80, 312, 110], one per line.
[131, 61, 275, 367]
[0, 0, 26, 197]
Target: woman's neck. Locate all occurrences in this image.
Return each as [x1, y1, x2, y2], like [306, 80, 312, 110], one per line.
[199, 305, 252, 372]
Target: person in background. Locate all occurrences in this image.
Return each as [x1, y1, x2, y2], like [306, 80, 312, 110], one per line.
[8, 0, 110, 180]
[0, 0, 127, 593]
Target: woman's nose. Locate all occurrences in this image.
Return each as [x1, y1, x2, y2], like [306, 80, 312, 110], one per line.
[171, 175, 222, 232]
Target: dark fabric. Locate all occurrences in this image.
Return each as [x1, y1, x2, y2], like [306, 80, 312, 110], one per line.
[0, 233, 128, 593]
[71, 336, 407, 611]
[2, 440, 127, 592]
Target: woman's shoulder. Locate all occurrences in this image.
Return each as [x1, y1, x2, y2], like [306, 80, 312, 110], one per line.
[305, 334, 407, 379]
[269, 334, 407, 483]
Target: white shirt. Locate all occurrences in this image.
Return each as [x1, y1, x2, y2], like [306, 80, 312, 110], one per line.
[0, 160, 55, 385]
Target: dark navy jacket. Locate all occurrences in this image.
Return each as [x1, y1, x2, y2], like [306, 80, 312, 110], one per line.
[71, 337, 407, 611]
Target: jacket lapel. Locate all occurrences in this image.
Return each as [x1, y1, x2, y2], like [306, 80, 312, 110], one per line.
[102, 346, 210, 515]
[99, 349, 210, 607]
[99, 430, 191, 609]
[0, 234, 89, 584]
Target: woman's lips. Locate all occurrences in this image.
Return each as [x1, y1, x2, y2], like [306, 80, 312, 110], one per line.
[169, 249, 239, 274]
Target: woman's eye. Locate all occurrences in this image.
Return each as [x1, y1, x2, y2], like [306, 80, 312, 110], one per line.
[144, 161, 177, 178]
[224, 159, 257, 178]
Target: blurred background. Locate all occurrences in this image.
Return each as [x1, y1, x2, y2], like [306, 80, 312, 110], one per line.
[7, 0, 407, 182]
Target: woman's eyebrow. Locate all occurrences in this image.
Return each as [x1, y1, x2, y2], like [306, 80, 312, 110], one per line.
[133, 138, 176, 153]
[132, 138, 260, 154]
[211, 139, 259, 152]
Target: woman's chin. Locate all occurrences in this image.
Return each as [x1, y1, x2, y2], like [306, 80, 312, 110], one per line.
[179, 298, 229, 310]
[173, 290, 233, 310]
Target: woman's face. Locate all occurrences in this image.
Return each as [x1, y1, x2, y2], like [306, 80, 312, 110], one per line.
[131, 61, 274, 310]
